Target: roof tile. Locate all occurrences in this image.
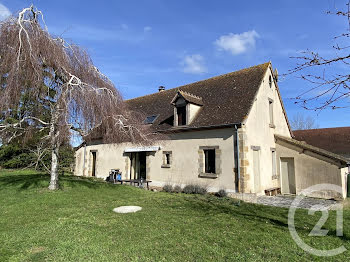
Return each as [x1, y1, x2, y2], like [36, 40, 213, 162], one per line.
[126, 62, 270, 131]
[294, 127, 350, 158]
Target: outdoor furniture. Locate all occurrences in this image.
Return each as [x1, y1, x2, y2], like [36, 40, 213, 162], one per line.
[108, 168, 152, 189]
[264, 187, 281, 196]
[115, 179, 152, 190]
[132, 179, 152, 190]
[109, 169, 120, 183]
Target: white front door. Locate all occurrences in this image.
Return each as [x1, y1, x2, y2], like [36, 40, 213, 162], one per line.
[253, 150, 260, 193]
[280, 158, 296, 194]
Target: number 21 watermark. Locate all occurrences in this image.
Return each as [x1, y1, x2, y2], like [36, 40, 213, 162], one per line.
[288, 184, 346, 257]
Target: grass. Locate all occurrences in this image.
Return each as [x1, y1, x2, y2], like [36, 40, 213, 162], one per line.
[0, 169, 349, 261]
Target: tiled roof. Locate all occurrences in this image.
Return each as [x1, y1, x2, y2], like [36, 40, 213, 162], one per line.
[171, 90, 203, 106]
[293, 127, 350, 158]
[126, 62, 270, 132]
[275, 135, 349, 165]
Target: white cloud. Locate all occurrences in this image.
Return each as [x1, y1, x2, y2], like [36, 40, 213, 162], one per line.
[181, 54, 207, 74]
[121, 24, 128, 30]
[214, 30, 259, 55]
[143, 26, 152, 32]
[0, 3, 11, 21]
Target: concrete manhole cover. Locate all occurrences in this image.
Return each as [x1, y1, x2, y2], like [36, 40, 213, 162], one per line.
[113, 206, 142, 213]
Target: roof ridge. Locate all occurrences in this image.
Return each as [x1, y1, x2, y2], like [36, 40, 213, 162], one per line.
[294, 126, 350, 132]
[275, 134, 349, 164]
[178, 90, 202, 100]
[126, 62, 270, 102]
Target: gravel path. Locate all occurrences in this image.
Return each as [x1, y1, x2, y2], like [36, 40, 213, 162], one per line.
[256, 195, 341, 210]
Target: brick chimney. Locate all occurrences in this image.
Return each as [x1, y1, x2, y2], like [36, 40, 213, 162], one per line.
[158, 86, 165, 92]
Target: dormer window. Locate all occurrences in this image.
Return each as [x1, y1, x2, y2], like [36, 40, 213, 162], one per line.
[171, 90, 203, 127]
[177, 106, 187, 126]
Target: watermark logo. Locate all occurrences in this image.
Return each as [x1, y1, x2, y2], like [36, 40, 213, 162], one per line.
[288, 184, 346, 257]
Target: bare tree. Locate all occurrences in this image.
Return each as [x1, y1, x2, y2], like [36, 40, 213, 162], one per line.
[290, 113, 319, 130]
[0, 6, 153, 189]
[289, 1, 350, 110]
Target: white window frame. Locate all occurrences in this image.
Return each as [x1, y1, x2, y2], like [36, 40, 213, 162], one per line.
[271, 148, 277, 179]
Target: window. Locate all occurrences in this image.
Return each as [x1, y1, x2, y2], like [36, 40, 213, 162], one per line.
[269, 75, 273, 88]
[144, 115, 159, 124]
[177, 106, 187, 126]
[165, 153, 171, 165]
[269, 99, 274, 127]
[271, 148, 277, 179]
[252, 147, 261, 193]
[90, 150, 97, 177]
[161, 151, 172, 168]
[204, 149, 216, 174]
[199, 146, 220, 178]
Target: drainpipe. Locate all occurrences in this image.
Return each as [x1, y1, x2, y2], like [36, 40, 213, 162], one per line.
[82, 142, 86, 177]
[234, 125, 240, 192]
[347, 162, 350, 197]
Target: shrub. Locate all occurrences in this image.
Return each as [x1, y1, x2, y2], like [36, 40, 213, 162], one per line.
[183, 184, 195, 194]
[173, 185, 182, 193]
[215, 189, 228, 198]
[2, 152, 34, 169]
[163, 184, 173, 193]
[195, 185, 208, 195]
[183, 184, 207, 195]
[0, 143, 74, 172]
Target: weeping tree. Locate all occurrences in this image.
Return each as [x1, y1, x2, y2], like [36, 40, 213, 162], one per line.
[0, 6, 152, 189]
[289, 1, 350, 110]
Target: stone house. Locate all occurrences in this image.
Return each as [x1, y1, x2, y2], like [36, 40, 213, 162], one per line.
[74, 62, 349, 199]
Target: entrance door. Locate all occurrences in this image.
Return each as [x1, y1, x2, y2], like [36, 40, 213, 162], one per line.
[139, 152, 146, 180]
[280, 158, 296, 194]
[91, 151, 97, 177]
[253, 150, 261, 193]
[130, 152, 147, 180]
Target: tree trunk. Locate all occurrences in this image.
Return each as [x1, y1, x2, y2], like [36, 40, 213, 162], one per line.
[48, 145, 59, 190]
[48, 108, 60, 190]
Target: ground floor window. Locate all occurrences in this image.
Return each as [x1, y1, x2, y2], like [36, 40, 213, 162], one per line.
[166, 153, 171, 165]
[271, 148, 277, 179]
[198, 146, 221, 178]
[161, 151, 172, 168]
[204, 149, 216, 174]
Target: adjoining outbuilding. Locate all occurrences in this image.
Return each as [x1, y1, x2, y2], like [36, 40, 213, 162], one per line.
[275, 135, 348, 199]
[293, 127, 350, 159]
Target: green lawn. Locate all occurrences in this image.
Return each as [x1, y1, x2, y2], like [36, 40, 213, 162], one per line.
[0, 169, 349, 261]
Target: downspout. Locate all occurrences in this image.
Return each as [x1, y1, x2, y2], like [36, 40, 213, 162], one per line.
[234, 125, 240, 192]
[347, 162, 350, 198]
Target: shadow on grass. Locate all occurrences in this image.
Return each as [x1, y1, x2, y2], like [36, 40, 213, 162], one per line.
[0, 170, 109, 191]
[182, 195, 350, 241]
[0, 171, 48, 190]
[184, 195, 289, 225]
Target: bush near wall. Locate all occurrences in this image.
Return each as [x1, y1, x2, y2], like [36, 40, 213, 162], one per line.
[162, 184, 173, 193]
[183, 184, 208, 195]
[173, 185, 182, 193]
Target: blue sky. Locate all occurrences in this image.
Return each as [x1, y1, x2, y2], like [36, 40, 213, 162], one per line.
[1, 0, 349, 128]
